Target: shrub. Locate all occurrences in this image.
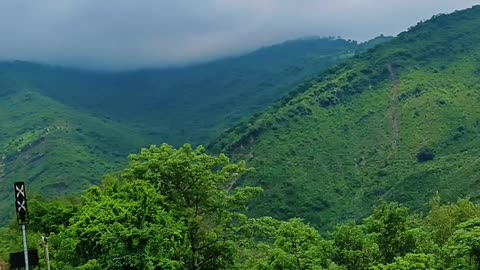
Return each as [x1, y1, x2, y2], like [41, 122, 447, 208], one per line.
[417, 148, 435, 162]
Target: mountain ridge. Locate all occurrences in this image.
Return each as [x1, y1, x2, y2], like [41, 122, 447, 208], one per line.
[210, 5, 480, 229]
[0, 36, 392, 225]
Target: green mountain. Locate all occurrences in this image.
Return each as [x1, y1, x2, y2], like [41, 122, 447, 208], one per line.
[3, 37, 365, 146]
[0, 37, 387, 224]
[211, 6, 480, 229]
[0, 76, 148, 224]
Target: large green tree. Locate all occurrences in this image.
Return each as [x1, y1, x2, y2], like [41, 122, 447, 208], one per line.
[330, 222, 379, 269]
[51, 179, 186, 269]
[444, 218, 480, 269]
[372, 253, 438, 270]
[365, 202, 417, 264]
[235, 217, 336, 270]
[50, 144, 262, 270]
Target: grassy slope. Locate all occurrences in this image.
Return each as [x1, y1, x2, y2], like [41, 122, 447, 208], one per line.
[211, 6, 480, 229]
[0, 78, 146, 224]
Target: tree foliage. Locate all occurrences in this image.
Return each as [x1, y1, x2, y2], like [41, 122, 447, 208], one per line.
[48, 144, 262, 270]
[2, 144, 480, 269]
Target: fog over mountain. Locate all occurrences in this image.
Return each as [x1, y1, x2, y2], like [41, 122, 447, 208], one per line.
[0, 0, 477, 70]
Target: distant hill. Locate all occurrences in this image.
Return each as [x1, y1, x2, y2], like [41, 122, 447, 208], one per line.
[1, 37, 365, 145]
[0, 81, 146, 224]
[0, 36, 390, 224]
[211, 6, 480, 229]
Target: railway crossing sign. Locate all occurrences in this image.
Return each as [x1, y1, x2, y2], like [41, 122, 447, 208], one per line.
[14, 182, 29, 225]
[13, 182, 31, 269]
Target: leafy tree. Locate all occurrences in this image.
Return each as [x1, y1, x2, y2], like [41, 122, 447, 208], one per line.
[49, 144, 262, 270]
[27, 194, 80, 235]
[372, 253, 438, 270]
[444, 218, 480, 269]
[51, 178, 186, 269]
[330, 222, 380, 269]
[426, 196, 480, 245]
[237, 218, 335, 270]
[267, 218, 333, 270]
[365, 202, 416, 263]
[122, 144, 262, 269]
[233, 216, 283, 269]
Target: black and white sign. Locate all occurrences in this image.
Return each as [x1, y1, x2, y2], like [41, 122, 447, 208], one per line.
[14, 182, 29, 225]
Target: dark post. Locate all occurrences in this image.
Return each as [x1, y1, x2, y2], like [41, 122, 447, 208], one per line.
[14, 182, 29, 270]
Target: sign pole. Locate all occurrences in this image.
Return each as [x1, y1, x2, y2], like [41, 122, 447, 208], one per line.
[21, 224, 29, 270]
[14, 182, 30, 270]
[42, 236, 51, 270]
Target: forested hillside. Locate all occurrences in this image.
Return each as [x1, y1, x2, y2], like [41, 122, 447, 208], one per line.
[1, 37, 366, 146]
[0, 78, 147, 224]
[0, 37, 389, 224]
[211, 6, 480, 229]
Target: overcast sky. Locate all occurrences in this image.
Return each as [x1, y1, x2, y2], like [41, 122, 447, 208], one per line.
[0, 0, 478, 70]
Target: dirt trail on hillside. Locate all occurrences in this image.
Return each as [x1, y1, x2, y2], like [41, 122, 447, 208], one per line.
[387, 64, 400, 159]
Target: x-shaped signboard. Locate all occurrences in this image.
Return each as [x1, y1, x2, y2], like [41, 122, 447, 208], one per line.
[16, 184, 25, 198]
[14, 182, 28, 224]
[17, 200, 27, 212]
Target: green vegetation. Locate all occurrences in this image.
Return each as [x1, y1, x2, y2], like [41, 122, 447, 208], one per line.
[0, 36, 390, 225]
[5, 4, 480, 268]
[2, 144, 480, 269]
[0, 86, 147, 224]
[211, 6, 480, 229]
[1, 37, 367, 146]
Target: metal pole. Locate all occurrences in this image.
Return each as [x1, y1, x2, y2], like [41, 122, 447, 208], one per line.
[22, 224, 29, 270]
[43, 237, 51, 270]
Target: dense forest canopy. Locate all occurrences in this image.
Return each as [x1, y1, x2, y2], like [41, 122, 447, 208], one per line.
[2, 144, 480, 269]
